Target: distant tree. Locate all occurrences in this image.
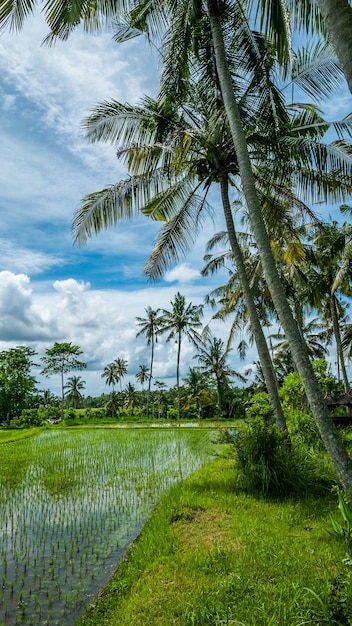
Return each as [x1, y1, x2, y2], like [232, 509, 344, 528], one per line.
[154, 380, 168, 419]
[135, 364, 150, 415]
[182, 368, 214, 419]
[114, 358, 128, 392]
[158, 292, 203, 420]
[101, 362, 119, 390]
[136, 364, 150, 390]
[64, 375, 86, 408]
[104, 390, 122, 417]
[124, 382, 139, 416]
[41, 342, 86, 416]
[136, 307, 161, 417]
[196, 336, 246, 418]
[0, 346, 38, 423]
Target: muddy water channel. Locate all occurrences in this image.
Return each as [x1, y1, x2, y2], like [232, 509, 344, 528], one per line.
[0, 428, 211, 625]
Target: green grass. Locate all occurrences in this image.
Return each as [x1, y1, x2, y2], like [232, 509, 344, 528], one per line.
[0, 427, 41, 443]
[77, 456, 352, 626]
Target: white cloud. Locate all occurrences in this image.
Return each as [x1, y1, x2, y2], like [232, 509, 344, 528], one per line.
[0, 271, 246, 395]
[164, 263, 202, 284]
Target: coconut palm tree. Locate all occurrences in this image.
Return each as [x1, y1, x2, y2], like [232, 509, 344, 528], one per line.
[113, 357, 128, 392]
[158, 292, 203, 420]
[123, 382, 139, 416]
[135, 364, 150, 390]
[101, 362, 119, 390]
[135, 363, 150, 414]
[64, 375, 86, 408]
[301, 220, 352, 391]
[136, 306, 161, 416]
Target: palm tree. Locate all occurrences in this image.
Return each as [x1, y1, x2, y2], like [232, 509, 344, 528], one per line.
[154, 380, 168, 419]
[64, 375, 86, 408]
[135, 364, 150, 390]
[136, 306, 161, 416]
[195, 335, 246, 418]
[135, 363, 150, 415]
[158, 292, 203, 420]
[182, 368, 213, 419]
[104, 390, 121, 417]
[113, 357, 128, 392]
[123, 382, 139, 416]
[301, 220, 352, 392]
[101, 362, 119, 391]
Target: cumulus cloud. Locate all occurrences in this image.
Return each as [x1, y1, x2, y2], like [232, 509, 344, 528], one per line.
[164, 263, 201, 284]
[0, 271, 56, 341]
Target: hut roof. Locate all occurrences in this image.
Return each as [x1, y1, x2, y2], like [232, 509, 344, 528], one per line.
[337, 391, 352, 406]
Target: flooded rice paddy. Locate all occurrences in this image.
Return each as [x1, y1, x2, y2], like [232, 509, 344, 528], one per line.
[0, 428, 211, 625]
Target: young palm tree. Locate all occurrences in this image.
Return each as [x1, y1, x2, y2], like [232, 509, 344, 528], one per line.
[64, 375, 86, 408]
[123, 382, 139, 416]
[136, 306, 161, 416]
[302, 220, 352, 391]
[182, 368, 213, 419]
[158, 292, 203, 420]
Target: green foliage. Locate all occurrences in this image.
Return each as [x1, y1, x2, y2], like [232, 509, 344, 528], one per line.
[328, 488, 352, 553]
[233, 416, 330, 498]
[303, 576, 352, 625]
[234, 417, 299, 497]
[285, 407, 322, 447]
[0, 346, 38, 423]
[245, 391, 274, 421]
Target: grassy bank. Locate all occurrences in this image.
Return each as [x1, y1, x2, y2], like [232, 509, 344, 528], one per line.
[77, 456, 352, 626]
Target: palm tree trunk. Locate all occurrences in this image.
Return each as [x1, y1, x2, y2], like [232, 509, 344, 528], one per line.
[176, 330, 181, 420]
[318, 0, 352, 94]
[220, 176, 287, 432]
[147, 337, 154, 418]
[208, 0, 352, 492]
[330, 295, 350, 392]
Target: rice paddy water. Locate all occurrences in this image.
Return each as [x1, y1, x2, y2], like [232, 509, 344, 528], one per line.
[0, 428, 211, 625]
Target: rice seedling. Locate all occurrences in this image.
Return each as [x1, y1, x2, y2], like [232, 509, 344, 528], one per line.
[0, 428, 211, 625]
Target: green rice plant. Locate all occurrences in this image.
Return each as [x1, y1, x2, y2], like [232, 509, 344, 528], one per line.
[0, 428, 211, 625]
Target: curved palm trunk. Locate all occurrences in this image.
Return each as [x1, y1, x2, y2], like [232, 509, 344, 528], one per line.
[318, 0, 352, 94]
[330, 294, 350, 392]
[208, 0, 352, 491]
[220, 176, 287, 432]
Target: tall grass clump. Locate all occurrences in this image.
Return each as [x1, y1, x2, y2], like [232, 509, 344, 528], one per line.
[233, 415, 335, 498]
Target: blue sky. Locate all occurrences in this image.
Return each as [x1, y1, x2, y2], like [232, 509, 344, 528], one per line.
[0, 13, 351, 397]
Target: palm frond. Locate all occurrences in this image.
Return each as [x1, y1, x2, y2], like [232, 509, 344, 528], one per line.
[291, 40, 344, 100]
[144, 187, 212, 280]
[72, 174, 165, 245]
[0, 0, 37, 31]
